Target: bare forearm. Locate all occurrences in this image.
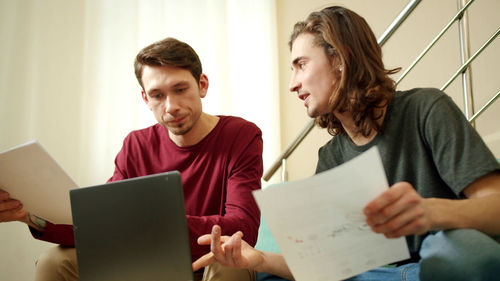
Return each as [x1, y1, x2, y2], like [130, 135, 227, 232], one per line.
[428, 193, 500, 235]
[254, 252, 294, 281]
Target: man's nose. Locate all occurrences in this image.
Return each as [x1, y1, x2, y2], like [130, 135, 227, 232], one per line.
[289, 73, 301, 93]
[165, 96, 179, 114]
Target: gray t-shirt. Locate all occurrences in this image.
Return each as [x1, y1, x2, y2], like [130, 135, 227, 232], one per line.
[316, 88, 500, 260]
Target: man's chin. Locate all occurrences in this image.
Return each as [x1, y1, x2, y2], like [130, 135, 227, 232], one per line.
[306, 109, 319, 118]
[167, 125, 192, 136]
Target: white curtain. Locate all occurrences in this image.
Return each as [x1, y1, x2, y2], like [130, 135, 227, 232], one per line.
[1, 0, 280, 186]
[80, 0, 281, 185]
[0, 0, 280, 279]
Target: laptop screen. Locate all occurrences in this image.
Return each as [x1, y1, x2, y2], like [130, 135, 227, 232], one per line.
[70, 171, 194, 281]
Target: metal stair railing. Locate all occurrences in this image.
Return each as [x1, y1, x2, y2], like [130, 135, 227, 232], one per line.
[394, 0, 475, 85]
[263, 0, 499, 182]
[457, 0, 475, 127]
[440, 26, 500, 123]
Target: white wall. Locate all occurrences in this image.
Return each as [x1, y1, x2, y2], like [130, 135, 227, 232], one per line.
[1, 1, 85, 280]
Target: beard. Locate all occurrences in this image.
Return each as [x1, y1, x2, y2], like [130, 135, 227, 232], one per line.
[167, 122, 193, 135]
[162, 113, 195, 136]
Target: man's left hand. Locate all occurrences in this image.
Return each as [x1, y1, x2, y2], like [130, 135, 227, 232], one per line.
[363, 181, 433, 238]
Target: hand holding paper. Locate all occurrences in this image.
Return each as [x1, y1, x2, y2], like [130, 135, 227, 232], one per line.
[0, 188, 26, 222]
[253, 147, 410, 281]
[0, 141, 77, 224]
[364, 181, 432, 238]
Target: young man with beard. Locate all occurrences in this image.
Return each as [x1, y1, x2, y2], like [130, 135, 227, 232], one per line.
[0, 37, 262, 281]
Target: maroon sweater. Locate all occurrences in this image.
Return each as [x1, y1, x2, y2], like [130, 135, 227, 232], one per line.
[31, 116, 263, 261]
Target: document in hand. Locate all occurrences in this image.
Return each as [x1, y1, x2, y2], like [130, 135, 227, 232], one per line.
[253, 147, 410, 281]
[0, 140, 77, 224]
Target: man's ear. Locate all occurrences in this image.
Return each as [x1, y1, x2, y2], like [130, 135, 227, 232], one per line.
[198, 74, 209, 98]
[141, 91, 152, 111]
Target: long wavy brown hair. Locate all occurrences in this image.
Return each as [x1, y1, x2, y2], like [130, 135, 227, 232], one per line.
[289, 6, 400, 137]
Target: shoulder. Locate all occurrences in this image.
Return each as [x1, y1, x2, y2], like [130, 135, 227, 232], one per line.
[208, 116, 263, 161]
[217, 116, 262, 136]
[316, 136, 345, 173]
[318, 135, 345, 159]
[392, 88, 457, 118]
[395, 88, 449, 107]
[212, 116, 263, 155]
[319, 136, 338, 153]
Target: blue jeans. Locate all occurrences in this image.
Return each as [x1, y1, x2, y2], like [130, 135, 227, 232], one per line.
[346, 229, 500, 281]
[345, 263, 419, 281]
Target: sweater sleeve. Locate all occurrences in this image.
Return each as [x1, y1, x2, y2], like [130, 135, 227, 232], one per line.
[29, 136, 133, 245]
[186, 125, 263, 260]
[28, 136, 134, 245]
[29, 221, 75, 246]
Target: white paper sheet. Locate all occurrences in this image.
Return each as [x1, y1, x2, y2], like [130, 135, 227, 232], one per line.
[253, 147, 409, 281]
[0, 141, 77, 224]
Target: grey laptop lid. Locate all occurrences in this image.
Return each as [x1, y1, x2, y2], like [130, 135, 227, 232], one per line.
[70, 171, 194, 281]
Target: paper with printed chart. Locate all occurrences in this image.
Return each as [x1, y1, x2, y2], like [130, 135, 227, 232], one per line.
[253, 147, 409, 281]
[0, 140, 77, 224]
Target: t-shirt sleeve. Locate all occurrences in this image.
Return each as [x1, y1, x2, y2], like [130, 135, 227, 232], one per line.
[422, 92, 500, 196]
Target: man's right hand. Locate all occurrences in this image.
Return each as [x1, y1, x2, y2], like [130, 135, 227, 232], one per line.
[0, 189, 27, 223]
[193, 225, 264, 272]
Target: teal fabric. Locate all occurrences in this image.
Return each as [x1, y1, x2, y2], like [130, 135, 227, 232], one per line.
[255, 183, 282, 253]
[255, 217, 289, 281]
[255, 188, 288, 281]
[255, 216, 281, 253]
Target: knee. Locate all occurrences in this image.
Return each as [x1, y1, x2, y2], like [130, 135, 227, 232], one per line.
[420, 252, 500, 281]
[35, 246, 77, 276]
[419, 229, 500, 281]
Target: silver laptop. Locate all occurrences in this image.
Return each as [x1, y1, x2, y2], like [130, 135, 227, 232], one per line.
[70, 171, 194, 281]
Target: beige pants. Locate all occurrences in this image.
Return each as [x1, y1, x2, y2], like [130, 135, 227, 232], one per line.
[35, 246, 255, 281]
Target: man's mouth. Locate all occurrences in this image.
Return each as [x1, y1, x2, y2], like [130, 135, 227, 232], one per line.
[165, 115, 186, 124]
[298, 93, 309, 101]
[298, 92, 310, 107]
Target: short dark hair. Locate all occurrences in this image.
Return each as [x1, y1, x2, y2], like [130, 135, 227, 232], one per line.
[134, 37, 202, 90]
[289, 6, 400, 137]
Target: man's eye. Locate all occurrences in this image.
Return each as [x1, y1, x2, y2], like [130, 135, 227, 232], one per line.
[299, 62, 306, 69]
[148, 93, 163, 99]
[175, 88, 187, 93]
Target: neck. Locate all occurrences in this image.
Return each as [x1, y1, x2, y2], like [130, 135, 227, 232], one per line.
[335, 105, 387, 146]
[169, 113, 219, 147]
